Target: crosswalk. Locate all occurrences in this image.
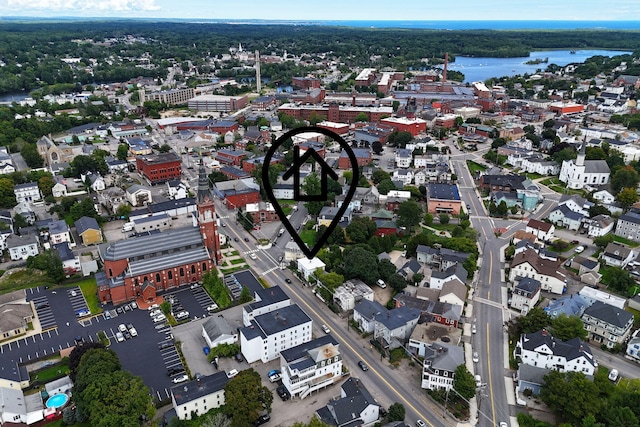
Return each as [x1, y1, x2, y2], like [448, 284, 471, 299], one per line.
[243, 249, 260, 254]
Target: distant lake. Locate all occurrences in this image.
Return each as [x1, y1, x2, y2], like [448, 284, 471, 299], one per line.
[0, 91, 30, 103]
[447, 49, 633, 83]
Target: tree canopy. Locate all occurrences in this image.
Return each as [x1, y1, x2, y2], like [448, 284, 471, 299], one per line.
[223, 368, 272, 427]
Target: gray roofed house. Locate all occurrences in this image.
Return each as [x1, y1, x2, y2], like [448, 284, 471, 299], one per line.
[353, 299, 387, 333]
[511, 277, 541, 313]
[545, 294, 589, 319]
[420, 343, 464, 391]
[582, 301, 634, 348]
[316, 377, 381, 427]
[74, 216, 102, 245]
[170, 371, 229, 420]
[202, 316, 237, 349]
[243, 285, 291, 325]
[615, 208, 640, 242]
[6, 233, 39, 261]
[0, 386, 44, 425]
[516, 364, 550, 395]
[374, 306, 421, 349]
[430, 263, 467, 289]
[601, 242, 636, 267]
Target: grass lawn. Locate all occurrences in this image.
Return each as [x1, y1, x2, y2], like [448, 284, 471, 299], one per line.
[229, 258, 245, 265]
[75, 277, 101, 314]
[0, 269, 54, 295]
[525, 172, 545, 180]
[466, 160, 486, 175]
[300, 229, 316, 246]
[429, 223, 458, 232]
[614, 235, 640, 248]
[31, 359, 70, 383]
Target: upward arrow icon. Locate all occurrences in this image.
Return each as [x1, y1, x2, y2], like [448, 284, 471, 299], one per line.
[282, 146, 339, 202]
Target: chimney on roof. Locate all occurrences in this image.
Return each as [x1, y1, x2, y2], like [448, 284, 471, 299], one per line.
[443, 53, 448, 83]
[541, 329, 548, 336]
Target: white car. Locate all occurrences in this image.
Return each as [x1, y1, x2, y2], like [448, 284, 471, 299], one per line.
[115, 332, 125, 342]
[227, 369, 239, 378]
[118, 323, 127, 333]
[609, 369, 619, 381]
[250, 253, 257, 260]
[574, 245, 585, 253]
[149, 304, 159, 310]
[471, 324, 477, 334]
[172, 374, 189, 384]
[322, 324, 331, 334]
[416, 420, 427, 427]
[206, 304, 219, 312]
[129, 327, 138, 337]
[153, 314, 166, 323]
[149, 309, 161, 317]
[472, 352, 479, 363]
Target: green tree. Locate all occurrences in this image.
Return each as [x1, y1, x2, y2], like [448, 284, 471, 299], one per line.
[116, 144, 129, 161]
[617, 187, 639, 209]
[223, 368, 273, 427]
[26, 249, 65, 283]
[346, 216, 376, 243]
[611, 166, 640, 193]
[599, 406, 639, 427]
[506, 307, 551, 341]
[439, 213, 450, 224]
[593, 234, 614, 249]
[396, 200, 422, 230]
[290, 416, 332, 427]
[453, 364, 476, 399]
[552, 147, 578, 164]
[116, 203, 131, 219]
[424, 213, 434, 225]
[343, 246, 379, 285]
[541, 371, 602, 425]
[302, 173, 325, 216]
[0, 177, 17, 208]
[21, 143, 44, 168]
[551, 314, 588, 340]
[386, 403, 405, 422]
[452, 226, 464, 237]
[387, 273, 408, 292]
[371, 169, 391, 184]
[38, 175, 55, 197]
[158, 144, 172, 153]
[377, 259, 397, 281]
[589, 205, 612, 218]
[607, 267, 636, 294]
[377, 179, 396, 195]
[238, 286, 252, 303]
[70, 197, 98, 222]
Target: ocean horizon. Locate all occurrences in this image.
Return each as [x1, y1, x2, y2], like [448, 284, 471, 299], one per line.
[1, 17, 640, 31]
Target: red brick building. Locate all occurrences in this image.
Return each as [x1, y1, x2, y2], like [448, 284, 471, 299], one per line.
[97, 164, 221, 305]
[278, 102, 393, 124]
[337, 148, 372, 170]
[215, 149, 249, 167]
[213, 179, 261, 209]
[246, 202, 279, 223]
[136, 152, 182, 184]
[292, 77, 321, 90]
[380, 117, 427, 137]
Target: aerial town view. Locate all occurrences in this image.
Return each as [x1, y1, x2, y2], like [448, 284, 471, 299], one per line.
[1, 2, 640, 427]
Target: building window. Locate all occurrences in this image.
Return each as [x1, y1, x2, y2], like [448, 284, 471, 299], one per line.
[180, 268, 185, 277]
[168, 271, 173, 280]
[202, 263, 207, 271]
[156, 273, 161, 282]
[191, 265, 196, 274]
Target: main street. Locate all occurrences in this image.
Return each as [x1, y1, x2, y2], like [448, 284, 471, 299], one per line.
[216, 198, 454, 427]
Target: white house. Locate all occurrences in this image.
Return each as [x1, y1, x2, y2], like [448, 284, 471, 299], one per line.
[510, 277, 541, 314]
[333, 279, 374, 311]
[0, 386, 44, 425]
[45, 219, 72, 246]
[126, 184, 152, 207]
[558, 195, 592, 216]
[51, 177, 68, 198]
[83, 173, 105, 192]
[6, 234, 39, 261]
[242, 286, 290, 326]
[395, 148, 412, 168]
[559, 147, 610, 190]
[515, 329, 597, 376]
[353, 299, 387, 334]
[509, 249, 566, 294]
[272, 184, 294, 200]
[202, 316, 237, 349]
[588, 214, 614, 237]
[280, 336, 343, 400]
[13, 182, 41, 204]
[239, 304, 312, 363]
[547, 204, 584, 231]
[593, 189, 615, 205]
[626, 330, 640, 364]
[520, 156, 559, 175]
[170, 372, 229, 420]
[430, 264, 467, 290]
[167, 180, 188, 200]
[297, 257, 326, 281]
[600, 242, 635, 268]
[316, 378, 381, 427]
[525, 219, 555, 242]
[373, 306, 421, 349]
[392, 169, 414, 186]
[582, 301, 634, 349]
[420, 343, 465, 391]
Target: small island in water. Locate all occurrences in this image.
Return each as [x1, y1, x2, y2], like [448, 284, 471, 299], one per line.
[524, 57, 549, 65]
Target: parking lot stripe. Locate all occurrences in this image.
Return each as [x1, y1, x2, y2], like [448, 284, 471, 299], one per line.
[15, 341, 19, 348]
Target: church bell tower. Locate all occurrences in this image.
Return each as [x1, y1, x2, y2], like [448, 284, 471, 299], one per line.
[196, 160, 222, 264]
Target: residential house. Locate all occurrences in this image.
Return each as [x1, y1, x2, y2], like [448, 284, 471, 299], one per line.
[54, 242, 80, 276]
[356, 186, 380, 206]
[126, 185, 152, 207]
[100, 187, 127, 214]
[593, 189, 615, 205]
[280, 336, 343, 399]
[392, 169, 414, 186]
[395, 149, 412, 168]
[317, 206, 352, 228]
[516, 364, 550, 395]
[588, 214, 614, 237]
[13, 182, 41, 204]
[600, 242, 635, 267]
[202, 316, 237, 349]
[398, 258, 425, 283]
[525, 219, 555, 242]
[105, 156, 128, 173]
[170, 372, 229, 420]
[242, 286, 291, 326]
[510, 277, 541, 313]
[559, 146, 610, 189]
[6, 234, 39, 260]
[337, 148, 372, 169]
[509, 249, 566, 294]
[13, 202, 36, 225]
[579, 286, 627, 310]
[353, 300, 388, 334]
[438, 278, 467, 308]
[0, 386, 44, 425]
[479, 174, 526, 193]
[569, 256, 602, 286]
[373, 306, 421, 349]
[547, 204, 584, 231]
[51, 176, 68, 198]
[430, 264, 467, 290]
[420, 343, 465, 391]
[0, 291, 33, 339]
[0, 148, 16, 175]
[333, 279, 374, 312]
[74, 216, 102, 245]
[544, 294, 589, 319]
[239, 304, 312, 363]
[491, 191, 519, 209]
[615, 208, 640, 242]
[41, 219, 72, 247]
[297, 257, 326, 281]
[582, 301, 634, 348]
[426, 183, 462, 215]
[514, 329, 597, 376]
[558, 194, 592, 216]
[316, 378, 381, 427]
[520, 156, 560, 175]
[626, 330, 640, 364]
[167, 180, 188, 200]
[82, 173, 105, 192]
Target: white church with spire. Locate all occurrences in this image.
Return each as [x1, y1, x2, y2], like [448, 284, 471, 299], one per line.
[559, 145, 611, 190]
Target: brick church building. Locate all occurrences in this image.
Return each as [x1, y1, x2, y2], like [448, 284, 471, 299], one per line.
[97, 162, 222, 305]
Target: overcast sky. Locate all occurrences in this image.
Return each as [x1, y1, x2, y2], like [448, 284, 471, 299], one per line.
[1, 0, 640, 21]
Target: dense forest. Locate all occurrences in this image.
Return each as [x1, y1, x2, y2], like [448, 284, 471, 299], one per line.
[1, 20, 640, 94]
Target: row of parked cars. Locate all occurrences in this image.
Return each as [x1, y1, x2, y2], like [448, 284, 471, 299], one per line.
[115, 323, 138, 342]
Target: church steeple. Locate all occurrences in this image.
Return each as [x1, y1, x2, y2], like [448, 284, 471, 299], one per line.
[197, 159, 212, 203]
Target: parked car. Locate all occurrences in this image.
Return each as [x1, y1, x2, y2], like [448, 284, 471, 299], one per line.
[226, 369, 239, 378]
[471, 324, 477, 334]
[153, 314, 166, 323]
[322, 324, 331, 334]
[609, 369, 619, 381]
[115, 332, 125, 342]
[118, 324, 127, 333]
[268, 369, 281, 378]
[123, 330, 132, 340]
[129, 327, 138, 337]
[149, 304, 159, 310]
[276, 385, 290, 401]
[571, 240, 580, 244]
[254, 414, 271, 426]
[206, 304, 219, 312]
[472, 352, 479, 363]
[575, 245, 585, 253]
[149, 309, 161, 317]
[269, 373, 281, 382]
[172, 374, 189, 384]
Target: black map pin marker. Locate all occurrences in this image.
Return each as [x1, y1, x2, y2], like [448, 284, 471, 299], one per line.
[262, 126, 359, 259]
